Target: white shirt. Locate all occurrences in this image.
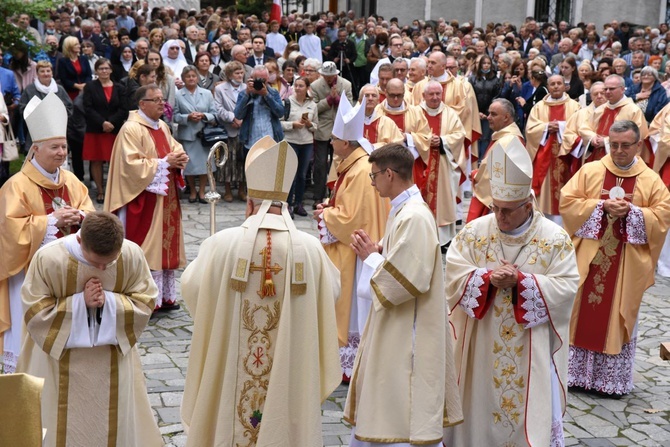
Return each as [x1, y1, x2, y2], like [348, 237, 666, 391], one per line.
[298, 34, 322, 62]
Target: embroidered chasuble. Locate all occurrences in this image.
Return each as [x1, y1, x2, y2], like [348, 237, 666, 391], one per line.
[420, 102, 466, 241]
[105, 111, 186, 271]
[344, 191, 463, 445]
[320, 148, 389, 376]
[468, 123, 525, 222]
[561, 104, 598, 174]
[444, 212, 579, 447]
[181, 214, 341, 447]
[16, 236, 161, 447]
[0, 162, 94, 372]
[525, 96, 580, 215]
[560, 155, 670, 355]
[363, 114, 404, 149]
[648, 102, 670, 185]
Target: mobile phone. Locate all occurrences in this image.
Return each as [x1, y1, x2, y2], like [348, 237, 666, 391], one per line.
[302, 112, 308, 120]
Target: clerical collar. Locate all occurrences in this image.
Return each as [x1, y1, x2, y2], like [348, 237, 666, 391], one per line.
[64, 232, 87, 264]
[31, 157, 59, 184]
[364, 110, 377, 124]
[385, 102, 405, 112]
[608, 96, 627, 108]
[501, 211, 534, 236]
[138, 109, 160, 130]
[546, 94, 567, 102]
[614, 157, 638, 171]
[431, 72, 448, 82]
[390, 184, 421, 215]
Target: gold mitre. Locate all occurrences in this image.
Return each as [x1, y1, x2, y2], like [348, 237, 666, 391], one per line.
[245, 136, 298, 202]
[488, 137, 533, 201]
[24, 91, 68, 143]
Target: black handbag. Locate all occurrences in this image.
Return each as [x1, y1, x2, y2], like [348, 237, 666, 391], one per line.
[199, 118, 228, 147]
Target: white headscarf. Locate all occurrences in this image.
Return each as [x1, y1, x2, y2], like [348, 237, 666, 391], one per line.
[160, 39, 188, 80]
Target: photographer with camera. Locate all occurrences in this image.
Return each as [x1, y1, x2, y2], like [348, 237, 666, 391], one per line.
[234, 65, 285, 163]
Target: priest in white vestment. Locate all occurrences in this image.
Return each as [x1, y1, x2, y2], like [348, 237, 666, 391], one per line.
[345, 143, 463, 446]
[444, 138, 580, 447]
[181, 136, 342, 447]
[17, 212, 162, 447]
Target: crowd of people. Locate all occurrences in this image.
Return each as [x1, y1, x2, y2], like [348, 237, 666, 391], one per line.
[2, 3, 670, 447]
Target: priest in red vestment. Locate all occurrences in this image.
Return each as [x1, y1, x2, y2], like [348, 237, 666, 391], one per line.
[105, 84, 189, 312]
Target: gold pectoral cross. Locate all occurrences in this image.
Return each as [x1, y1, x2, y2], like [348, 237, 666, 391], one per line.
[249, 231, 283, 298]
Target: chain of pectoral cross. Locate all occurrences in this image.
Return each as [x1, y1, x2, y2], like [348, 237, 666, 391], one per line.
[249, 229, 283, 298]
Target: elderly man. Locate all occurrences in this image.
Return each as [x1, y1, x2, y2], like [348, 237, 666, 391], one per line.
[562, 81, 607, 168]
[17, 212, 162, 446]
[560, 121, 670, 398]
[468, 98, 524, 222]
[183, 25, 201, 64]
[445, 137, 579, 447]
[105, 84, 189, 312]
[345, 143, 463, 446]
[376, 62, 394, 103]
[377, 79, 432, 179]
[0, 93, 94, 374]
[230, 44, 253, 80]
[525, 74, 580, 222]
[392, 58, 409, 83]
[550, 38, 578, 72]
[419, 80, 466, 245]
[182, 136, 341, 446]
[360, 84, 403, 148]
[134, 37, 150, 60]
[406, 57, 427, 95]
[314, 98, 388, 381]
[578, 75, 648, 165]
[311, 61, 353, 207]
[328, 28, 357, 87]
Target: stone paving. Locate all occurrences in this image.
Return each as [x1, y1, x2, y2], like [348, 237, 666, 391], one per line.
[110, 197, 670, 447]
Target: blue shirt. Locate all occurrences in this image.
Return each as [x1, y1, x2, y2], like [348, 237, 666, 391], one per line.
[116, 15, 136, 32]
[247, 95, 273, 149]
[0, 67, 21, 103]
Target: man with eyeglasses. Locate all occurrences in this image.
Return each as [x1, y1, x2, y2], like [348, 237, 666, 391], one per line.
[105, 84, 189, 313]
[369, 33, 406, 85]
[445, 137, 579, 447]
[578, 74, 648, 165]
[17, 211, 162, 446]
[561, 120, 670, 398]
[525, 74, 581, 224]
[314, 98, 388, 384]
[346, 143, 463, 446]
[359, 84, 403, 149]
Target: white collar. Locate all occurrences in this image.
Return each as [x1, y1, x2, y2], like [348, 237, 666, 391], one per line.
[501, 212, 533, 236]
[63, 232, 87, 264]
[546, 93, 567, 102]
[390, 184, 421, 215]
[31, 157, 59, 183]
[385, 101, 405, 112]
[138, 109, 160, 130]
[364, 110, 377, 124]
[614, 157, 638, 170]
[431, 72, 448, 82]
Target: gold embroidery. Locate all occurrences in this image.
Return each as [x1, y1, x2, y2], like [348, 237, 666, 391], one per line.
[235, 259, 248, 278]
[587, 215, 619, 307]
[107, 346, 119, 447]
[236, 298, 282, 446]
[248, 246, 283, 298]
[56, 350, 70, 447]
[294, 262, 304, 282]
[382, 261, 421, 297]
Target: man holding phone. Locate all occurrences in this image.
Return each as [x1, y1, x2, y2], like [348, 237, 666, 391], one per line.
[234, 65, 285, 152]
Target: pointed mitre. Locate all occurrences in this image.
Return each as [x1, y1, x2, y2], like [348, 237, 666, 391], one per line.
[245, 135, 298, 202]
[231, 136, 306, 295]
[24, 92, 68, 143]
[332, 96, 374, 154]
[488, 137, 533, 201]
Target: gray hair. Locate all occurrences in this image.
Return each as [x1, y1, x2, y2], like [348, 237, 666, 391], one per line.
[80, 19, 94, 29]
[609, 120, 640, 141]
[181, 65, 198, 78]
[640, 66, 661, 82]
[231, 44, 246, 57]
[378, 62, 394, 74]
[251, 65, 269, 77]
[410, 57, 426, 70]
[491, 98, 515, 117]
[135, 37, 150, 46]
[425, 80, 444, 93]
[303, 58, 322, 71]
[605, 74, 626, 88]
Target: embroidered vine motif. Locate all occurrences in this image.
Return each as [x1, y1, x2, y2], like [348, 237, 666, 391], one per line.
[236, 298, 282, 446]
[586, 215, 619, 308]
[491, 291, 525, 433]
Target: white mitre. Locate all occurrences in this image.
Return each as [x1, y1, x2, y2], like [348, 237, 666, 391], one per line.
[24, 92, 68, 143]
[332, 96, 374, 154]
[488, 137, 533, 201]
[231, 136, 306, 294]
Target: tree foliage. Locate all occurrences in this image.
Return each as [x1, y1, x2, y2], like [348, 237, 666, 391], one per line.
[0, 0, 56, 51]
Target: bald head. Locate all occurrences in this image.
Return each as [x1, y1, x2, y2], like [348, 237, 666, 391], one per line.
[386, 78, 406, 108]
[427, 51, 447, 77]
[423, 80, 444, 109]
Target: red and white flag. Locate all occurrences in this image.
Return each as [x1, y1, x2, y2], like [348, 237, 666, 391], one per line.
[270, 0, 282, 23]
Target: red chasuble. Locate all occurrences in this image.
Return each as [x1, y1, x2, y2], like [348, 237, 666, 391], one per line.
[363, 120, 380, 145]
[531, 104, 571, 214]
[572, 171, 637, 352]
[422, 111, 442, 215]
[38, 186, 80, 237]
[124, 127, 184, 270]
[587, 106, 622, 162]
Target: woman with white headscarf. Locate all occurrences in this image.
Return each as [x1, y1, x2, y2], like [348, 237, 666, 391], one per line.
[161, 39, 188, 88]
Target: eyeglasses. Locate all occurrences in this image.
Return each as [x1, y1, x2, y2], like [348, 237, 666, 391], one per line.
[603, 86, 623, 91]
[141, 97, 166, 104]
[391, 43, 403, 47]
[610, 141, 638, 150]
[488, 200, 529, 216]
[369, 168, 398, 180]
[386, 93, 404, 99]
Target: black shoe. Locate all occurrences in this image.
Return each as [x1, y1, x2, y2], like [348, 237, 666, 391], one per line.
[188, 197, 197, 203]
[198, 197, 207, 204]
[155, 302, 181, 312]
[294, 204, 308, 216]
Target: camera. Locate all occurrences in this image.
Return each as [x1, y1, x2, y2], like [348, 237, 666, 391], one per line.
[253, 78, 265, 91]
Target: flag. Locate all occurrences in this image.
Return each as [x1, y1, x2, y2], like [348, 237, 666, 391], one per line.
[270, 0, 282, 23]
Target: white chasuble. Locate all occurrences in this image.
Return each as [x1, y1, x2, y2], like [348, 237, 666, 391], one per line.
[444, 212, 579, 447]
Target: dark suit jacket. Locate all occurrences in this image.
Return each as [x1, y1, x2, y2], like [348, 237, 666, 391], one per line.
[246, 50, 276, 67]
[82, 79, 128, 134]
[57, 56, 93, 94]
[183, 39, 204, 64]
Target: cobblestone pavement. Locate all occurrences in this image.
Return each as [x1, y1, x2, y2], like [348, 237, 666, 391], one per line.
[118, 197, 670, 447]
